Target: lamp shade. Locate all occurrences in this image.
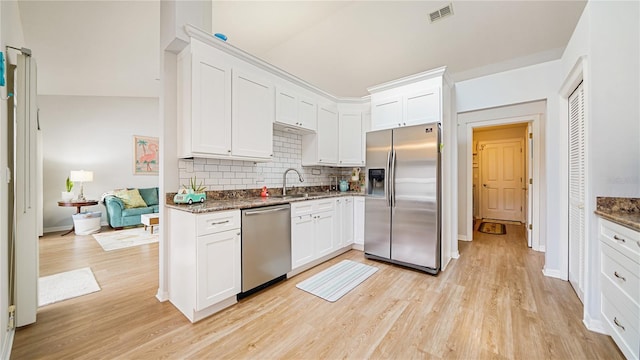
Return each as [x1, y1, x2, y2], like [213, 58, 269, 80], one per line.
[70, 170, 93, 182]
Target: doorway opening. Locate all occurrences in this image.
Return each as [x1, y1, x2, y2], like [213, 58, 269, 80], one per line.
[473, 123, 530, 243]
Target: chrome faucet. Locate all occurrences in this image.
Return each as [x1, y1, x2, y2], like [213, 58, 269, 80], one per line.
[283, 168, 304, 196]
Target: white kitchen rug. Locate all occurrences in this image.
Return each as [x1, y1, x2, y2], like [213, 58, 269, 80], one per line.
[296, 260, 378, 302]
[39, 267, 101, 307]
[93, 227, 158, 251]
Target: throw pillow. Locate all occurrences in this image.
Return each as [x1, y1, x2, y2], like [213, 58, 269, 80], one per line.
[114, 189, 147, 209]
[138, 187, 159, 206]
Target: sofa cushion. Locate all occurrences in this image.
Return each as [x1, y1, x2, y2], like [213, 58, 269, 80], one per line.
[121, 207, 155, 217]
[114, 189, 147, 209]
[139, 187, 159, 206]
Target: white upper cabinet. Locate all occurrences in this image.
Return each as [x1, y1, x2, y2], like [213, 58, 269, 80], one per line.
[302, 102, 338, 166]
[275, 86, 317, 133]
[178, 40, 232, 158]
[232, 67, 274, 160]
[338, 106, 364, 166]
[177, 38, 274, 162]
[369, 67, 447, 131]
[371, 95, 402, 130]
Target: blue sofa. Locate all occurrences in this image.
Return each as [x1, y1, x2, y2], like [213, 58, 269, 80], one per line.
[103, 187, 159, 229]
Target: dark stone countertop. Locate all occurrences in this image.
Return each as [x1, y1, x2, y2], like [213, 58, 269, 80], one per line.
[166, 189, 364, 214]
[594, 197, 640, 232]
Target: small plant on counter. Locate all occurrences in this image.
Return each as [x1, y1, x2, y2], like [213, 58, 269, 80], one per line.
[187, 176, 206, 193]
[173, 176, 207, 205]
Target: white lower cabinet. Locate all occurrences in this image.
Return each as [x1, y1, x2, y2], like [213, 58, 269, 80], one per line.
[196, 230, 241, 310]
[336, 197, 354, 248]
[291, 214, 315, 269]
[598, 218, 640, 360]
[354, 197, 365, 247]
[169, 208, 241, 322]
[291, 199, 337, 270]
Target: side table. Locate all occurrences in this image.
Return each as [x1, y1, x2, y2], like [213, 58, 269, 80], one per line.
[57, 200, 99, 236]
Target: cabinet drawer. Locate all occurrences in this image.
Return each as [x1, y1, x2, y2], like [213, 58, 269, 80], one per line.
[314, 199, 335, 213]
[600, 219, 640, 263]
[601, 290, 640, 360]
[197, 210, 240, 236]
[602, 242, 640, 305]
[291, 201, 314, 217]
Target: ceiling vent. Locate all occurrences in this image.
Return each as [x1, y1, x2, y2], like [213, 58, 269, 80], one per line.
[429, 3, 454, 23]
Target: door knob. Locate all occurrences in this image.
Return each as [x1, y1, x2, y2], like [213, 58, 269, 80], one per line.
[483, 184, 488, 188]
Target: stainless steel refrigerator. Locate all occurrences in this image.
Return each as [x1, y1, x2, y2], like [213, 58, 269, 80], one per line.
[364, 123, 441, 274]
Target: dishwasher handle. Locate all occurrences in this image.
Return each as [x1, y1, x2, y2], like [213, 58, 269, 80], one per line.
[243, 206, 290, 216]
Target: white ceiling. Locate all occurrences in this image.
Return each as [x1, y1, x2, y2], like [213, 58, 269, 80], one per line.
[18, 0, 586, 98]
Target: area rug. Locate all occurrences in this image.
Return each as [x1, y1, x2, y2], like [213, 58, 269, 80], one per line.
[39, 267, 100, 307]
[296, 260, 378, 302]
[92, 227, 159, 251]
[478, 222, 506, 235]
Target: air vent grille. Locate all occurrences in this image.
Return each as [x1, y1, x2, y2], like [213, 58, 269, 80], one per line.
[429, 3, 454, 23]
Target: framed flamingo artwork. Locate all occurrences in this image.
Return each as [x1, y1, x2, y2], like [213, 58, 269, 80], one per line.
[134, 135, 159, 175]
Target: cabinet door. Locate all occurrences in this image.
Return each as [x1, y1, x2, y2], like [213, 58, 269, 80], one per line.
[232, 69, 274, 159]
[315, 210, 336, 258]
[354, 197, 365, 245]
[298, 97, 317, 132]
[405, 88, 440, 126]
[196, 230, 241, 310]
[292, 214, 315, 269]
[339, 112, 363, 166]
[334, 199, 344, 249]
[275, 87, 298, 127]
[343, 197, 354, 245]
[371, 95, 402, 130]
[191, 46, 232, 155]
[317, 105, 338, 165]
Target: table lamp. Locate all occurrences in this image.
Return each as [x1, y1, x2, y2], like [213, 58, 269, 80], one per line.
[70, 170, 93, 201]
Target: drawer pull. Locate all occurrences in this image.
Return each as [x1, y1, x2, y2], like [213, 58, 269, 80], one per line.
[613, 271, 626, 281]
[637, 240, 640, 248]
[613, 317, 625, 331]
[613, 235, 626, 243]
[210, 220, 230, 226]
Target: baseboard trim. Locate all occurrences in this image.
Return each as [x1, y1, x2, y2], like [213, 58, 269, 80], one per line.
[451, 251, 460, 259]
[458, 234, 468, 241]
[351, 243, 364, 251]
[583, 312, 608, 335]
[156, 289, 169, 302]
[1, 327, 14, 360]
[44, 221, 110, 234]
[542, 267, 567, 280]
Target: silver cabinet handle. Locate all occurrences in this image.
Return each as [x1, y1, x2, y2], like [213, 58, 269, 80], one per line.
[613, 235, 626, 243]
[614, 271, 626, 281]
[637, 240, 640, 248]
[613, 317, 625, 331]
[210, 220, 230, 226]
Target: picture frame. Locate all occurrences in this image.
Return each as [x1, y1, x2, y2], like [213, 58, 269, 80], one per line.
[134, 135, 159, 175]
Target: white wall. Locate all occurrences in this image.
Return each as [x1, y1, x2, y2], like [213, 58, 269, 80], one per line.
[558, 1, 640, 330]
[39, 96, 159, 232]
[456, 61, 560, 258]
[0, 0, 25, 356]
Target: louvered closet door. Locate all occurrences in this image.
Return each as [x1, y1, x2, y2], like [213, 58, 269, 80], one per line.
[568, 81, 585, 303]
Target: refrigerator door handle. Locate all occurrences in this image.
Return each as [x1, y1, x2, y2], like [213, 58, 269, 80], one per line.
[385, 150, 391, 207]
[390, 149, 397, 207]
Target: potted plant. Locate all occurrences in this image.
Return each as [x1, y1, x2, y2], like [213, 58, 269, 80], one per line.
[61, 176, 75, 202]
[173, 176, 207, 204]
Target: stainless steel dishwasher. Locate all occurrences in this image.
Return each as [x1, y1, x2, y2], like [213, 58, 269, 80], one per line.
[240, 204, 291, 298]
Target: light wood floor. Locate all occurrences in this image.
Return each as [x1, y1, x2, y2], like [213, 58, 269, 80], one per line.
[12, 225, 623, 359]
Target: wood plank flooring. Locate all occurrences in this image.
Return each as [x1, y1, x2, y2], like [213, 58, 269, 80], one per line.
[12, 225, 623, 359]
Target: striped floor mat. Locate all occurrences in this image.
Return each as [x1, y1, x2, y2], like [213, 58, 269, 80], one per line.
[296, 260, 378, 302]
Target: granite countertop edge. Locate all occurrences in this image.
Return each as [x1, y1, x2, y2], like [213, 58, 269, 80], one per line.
[594, 209, 640, 232]
[166, 192, 364, 214]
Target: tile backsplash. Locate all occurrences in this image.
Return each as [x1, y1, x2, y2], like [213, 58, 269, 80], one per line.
[178, 130, 355, 191]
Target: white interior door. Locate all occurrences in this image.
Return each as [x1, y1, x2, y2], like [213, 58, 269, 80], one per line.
[526, 124, 533, 247]
[479, 139, 523, 222]
[568, 82, 585, 303]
